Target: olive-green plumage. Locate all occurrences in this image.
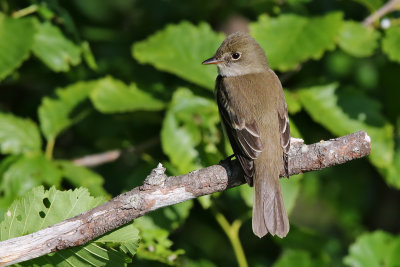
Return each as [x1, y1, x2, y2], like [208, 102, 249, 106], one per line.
[203, 32, 290, 238]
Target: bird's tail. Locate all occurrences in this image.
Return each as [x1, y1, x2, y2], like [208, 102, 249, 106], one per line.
[252, 160, 289, 238]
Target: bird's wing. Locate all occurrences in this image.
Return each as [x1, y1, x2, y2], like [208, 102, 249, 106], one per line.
[278, 98, 290, 177]
[216, 76, 263, 185]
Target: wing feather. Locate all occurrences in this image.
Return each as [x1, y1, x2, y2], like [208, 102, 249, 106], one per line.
[216, 76, 263, 185]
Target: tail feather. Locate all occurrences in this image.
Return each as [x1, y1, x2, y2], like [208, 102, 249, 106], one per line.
[252, 169, 289, 238]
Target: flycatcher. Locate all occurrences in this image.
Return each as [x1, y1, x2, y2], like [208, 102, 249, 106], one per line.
[202, 32, 290, 238]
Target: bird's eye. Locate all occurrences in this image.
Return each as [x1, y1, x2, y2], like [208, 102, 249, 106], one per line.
[231, 52, 241, 60]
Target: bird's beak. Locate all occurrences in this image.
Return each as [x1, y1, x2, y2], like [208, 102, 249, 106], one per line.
[202, 57, 223, 65]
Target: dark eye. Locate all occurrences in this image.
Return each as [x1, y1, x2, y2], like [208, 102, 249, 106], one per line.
[231, 52, 241, 60]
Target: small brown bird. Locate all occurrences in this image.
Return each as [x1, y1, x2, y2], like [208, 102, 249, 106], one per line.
[203, 32, 290, 238]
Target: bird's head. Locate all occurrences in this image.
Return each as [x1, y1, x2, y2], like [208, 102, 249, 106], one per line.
[202, 32, 269, 77]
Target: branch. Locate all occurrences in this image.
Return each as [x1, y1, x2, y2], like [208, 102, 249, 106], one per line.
[71, 137, 160, 167]
[0, 131, 371, 266]
[363, 0, 400, 27]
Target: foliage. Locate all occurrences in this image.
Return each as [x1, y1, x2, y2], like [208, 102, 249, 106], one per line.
[1, 0, 400, 266]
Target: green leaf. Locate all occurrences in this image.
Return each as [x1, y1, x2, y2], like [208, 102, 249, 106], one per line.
[0, 155, 62, 216]
[284, 90, 302, 114]
[134, 216, 184, 265]
[382, 25, 400, 64]
[338, 21, 381, 57]
[27, 243, 131, 266]
[56, 160, 107, 197]
[0, 112, 42, 155]
[90, 76, 165, 113]
[38, 80, 96, 141]
[381, 147, 400, 188]
[161, 88, 219, 173]
[132, 21, 224, 90]
[0, 186, 135, 265]
[352, 0, 383, 11]
[0, 14, 36, 81]
[32, 22, 81, 72]
[297, 84, 394, 169]
[162, 111, 201, 174]
[250, 12, 343, 71]
[344, 231, 400, 267]
[96, 224, 140, 257]
[274, 249, 328, 267]
[0, 186, 104, 240]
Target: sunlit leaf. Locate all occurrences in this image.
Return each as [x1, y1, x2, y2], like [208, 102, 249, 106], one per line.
[32, 22, 81, 72]
[297, 84, 394, 169]
[90, 76, 165, 113]
[0, 14, 36, 81]
[250, 12, 343, 71]
[382, 25, 400, 64]
[0, 186, 135, 265]
[38, 81, 96, 141]
[0, 112, 42, 155]
[338, 21, 380, 57]
[344, 231, 400, 267]
[0, 186, 104, 240]
[161, 88, 219, 174]
[132, 21, 224, 90]
[96, 224, 140, 257]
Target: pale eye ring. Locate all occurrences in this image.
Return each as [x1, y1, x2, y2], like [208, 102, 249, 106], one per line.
[231, 52, 241, 60]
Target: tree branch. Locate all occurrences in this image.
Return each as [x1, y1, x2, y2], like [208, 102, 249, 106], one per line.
[0, 131, 371, 266]
[71, 137, 160, 167]
[363, 0, 400, 27]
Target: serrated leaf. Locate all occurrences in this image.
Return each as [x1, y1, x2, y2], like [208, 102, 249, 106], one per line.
[32, 22, 81, 72]
[0, 112, 42, 155]
[38, 81, 96, 141]
[0, 13, 36, 81]
[343, 231, 400, 267]
[297, 84, 394, 169]
[382, 25, 400, 64]
[250, 12, 343, 71]
[161, 88, 219, 173]
[0, 186, 104, 240]
[96, 224, 140, 257]
[0, 186, 134, 266]
[132, 21, 224, 90]
[56, 161, 107, 197]
[27, 241, 130, 267]
[338, 21, 380, 57]
[90, 76, 165, 113]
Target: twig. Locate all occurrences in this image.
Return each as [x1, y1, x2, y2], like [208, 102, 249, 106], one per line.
[363, 0, 400, 27]
[11, 5, 38, 18]
[0, 131, 371, 266]
[71, 137, 160, 167]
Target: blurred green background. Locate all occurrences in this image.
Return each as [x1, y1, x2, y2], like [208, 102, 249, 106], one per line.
[0, 0, 400, 266]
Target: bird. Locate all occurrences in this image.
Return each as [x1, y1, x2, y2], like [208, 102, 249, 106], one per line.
[202, 32, 290, 238]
